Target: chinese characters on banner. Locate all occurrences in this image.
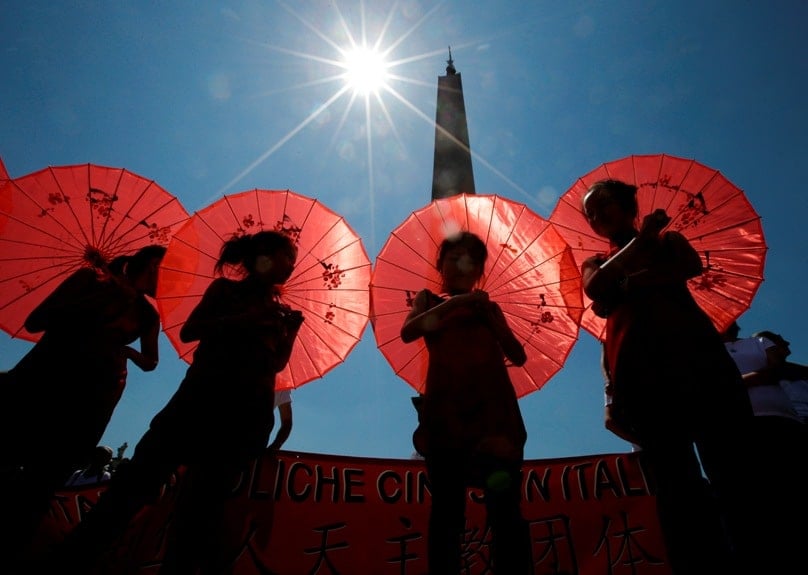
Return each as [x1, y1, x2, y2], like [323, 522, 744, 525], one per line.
[38, 450, 671, 574]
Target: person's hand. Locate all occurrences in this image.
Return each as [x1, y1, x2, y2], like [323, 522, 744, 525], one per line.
[254, 303, 299, 325]
[638, 209, 670, 241]
[282, 308, 304, 330]
[451, 290, 490, 318]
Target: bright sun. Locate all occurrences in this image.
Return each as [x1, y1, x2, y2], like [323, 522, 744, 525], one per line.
[228, 4, 528, 207]
[342, 46, 390, 95]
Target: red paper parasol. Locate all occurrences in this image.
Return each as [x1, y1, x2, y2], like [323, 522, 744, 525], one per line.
[0, 156, 8, 180]
[156, 189, 372, 391]
[0, 163, 190, 341]
[549, 153, 767, 341]
[370, 193, 584, 399]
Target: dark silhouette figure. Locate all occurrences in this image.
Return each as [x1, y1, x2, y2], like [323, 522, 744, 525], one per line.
[580, 179, 758, 574]
[45, 230, 303, 574]
[401, 231, 531, 574]
[724, 327, 808, 574]
[0, 244, 166, 566]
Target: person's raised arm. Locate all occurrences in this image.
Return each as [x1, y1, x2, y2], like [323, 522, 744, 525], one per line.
[400, 289, 487, 343]
[400, 289, 432, 343]
[269, 307, 304, 372]
[625, 231, 703, 289]
[583, 211, 702, 301]
[124, 313, 160, 371]
[269, 400, 293, 451]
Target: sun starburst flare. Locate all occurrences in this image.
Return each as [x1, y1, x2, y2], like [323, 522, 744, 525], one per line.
[219, 1, 532, 245]
[341, 46, 390, 95]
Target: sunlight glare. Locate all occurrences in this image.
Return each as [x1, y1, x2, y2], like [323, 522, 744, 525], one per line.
[342, 46, 389, 95]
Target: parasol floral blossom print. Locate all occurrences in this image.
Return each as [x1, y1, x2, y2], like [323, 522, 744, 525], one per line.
[0, 163, 189, 341]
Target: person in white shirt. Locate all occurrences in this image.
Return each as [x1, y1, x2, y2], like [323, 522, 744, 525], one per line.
[723, 327, 802, 422]
[65, 445, 113, 487]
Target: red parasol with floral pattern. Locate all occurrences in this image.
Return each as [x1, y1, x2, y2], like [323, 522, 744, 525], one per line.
[0, 163, 189, 341]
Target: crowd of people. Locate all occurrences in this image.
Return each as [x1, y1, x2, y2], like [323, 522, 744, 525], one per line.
[0, 179, 804, 574]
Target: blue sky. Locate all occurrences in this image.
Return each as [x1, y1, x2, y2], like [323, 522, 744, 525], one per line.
[1, 0, 805, 461]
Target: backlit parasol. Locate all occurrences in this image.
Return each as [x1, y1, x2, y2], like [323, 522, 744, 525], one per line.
[370, 193, 583, 399]
[0, 163, 189, 341]
[549, 153, 766, 341]
[156, 188, 372, 391]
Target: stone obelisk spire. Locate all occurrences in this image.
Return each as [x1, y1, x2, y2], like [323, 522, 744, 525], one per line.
[431, 47, 476, 200]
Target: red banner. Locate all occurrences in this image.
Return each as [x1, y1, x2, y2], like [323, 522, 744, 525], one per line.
[38, 450, 671, 574]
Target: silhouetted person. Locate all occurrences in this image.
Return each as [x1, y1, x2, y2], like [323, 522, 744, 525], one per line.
[724, 327, 808, 574]
[0, 244, 166, 567]
[401, 231, 531, 574]
[581, 179, 757, 574]
[46, 230, 303, 574]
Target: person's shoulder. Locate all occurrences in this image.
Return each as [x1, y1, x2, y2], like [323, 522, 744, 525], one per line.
[733, 336, 770, 351]
[660, 229, 687, 238]
[659, 229, 693, 247]
[738, 334, 775, 351]
[207, 277, 239, 293]
[65, 469, 86, 487]
[66, 266, 102, 285]
[73, 266, 99, 277]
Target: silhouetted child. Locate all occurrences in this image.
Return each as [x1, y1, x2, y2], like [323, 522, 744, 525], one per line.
[0, 244, 166, 567]
[47, 230, 303, 574]
[581, 179, 757, 574]
[400, 231, 531, 574]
